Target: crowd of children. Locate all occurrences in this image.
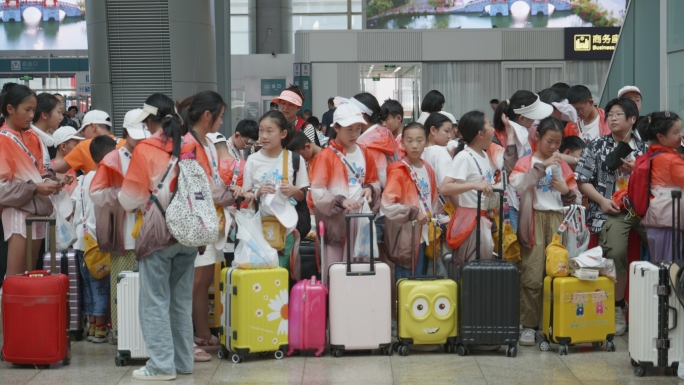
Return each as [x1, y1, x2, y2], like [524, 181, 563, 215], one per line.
[1, 80, 683, 380]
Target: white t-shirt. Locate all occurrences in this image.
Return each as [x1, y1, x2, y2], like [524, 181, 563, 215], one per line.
[413, 163, 432, 244]
[342, 146, 366, 201]
[243, 150, 309, 217]
[203, 142, 221, 186]
[446, 147, 495, 209]
[72, 172, 97, 251]
[531, 157, 564, 212]
[421, 145, 452, 188]
[578, 114, 601, 142]
[119, 147, 137, 250]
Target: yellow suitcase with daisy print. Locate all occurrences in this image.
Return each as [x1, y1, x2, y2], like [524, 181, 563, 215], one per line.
[218, 267, 289, 363]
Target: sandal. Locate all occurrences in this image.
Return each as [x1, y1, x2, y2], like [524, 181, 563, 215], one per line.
[194, 335, 220, 347]
[193, 344, 211, 362]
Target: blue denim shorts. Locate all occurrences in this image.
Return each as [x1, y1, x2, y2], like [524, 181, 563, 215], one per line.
[76, 250, 110, 317]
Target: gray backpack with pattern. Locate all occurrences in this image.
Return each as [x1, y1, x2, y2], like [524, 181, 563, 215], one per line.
[165, 155, 219, 247]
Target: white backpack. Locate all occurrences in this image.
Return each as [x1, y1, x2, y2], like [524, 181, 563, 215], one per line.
[165, 155, 219, 247]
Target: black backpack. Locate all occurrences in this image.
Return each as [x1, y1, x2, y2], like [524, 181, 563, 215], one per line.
[291, 152, 312, 237]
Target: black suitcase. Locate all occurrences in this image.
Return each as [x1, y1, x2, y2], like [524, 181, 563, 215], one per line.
[299, 238, 321, 281]
[457, 188, 520, 357]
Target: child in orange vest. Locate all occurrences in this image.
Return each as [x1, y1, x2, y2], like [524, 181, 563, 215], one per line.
[636, 112, 684, 262]
[382, 122, 439, 280]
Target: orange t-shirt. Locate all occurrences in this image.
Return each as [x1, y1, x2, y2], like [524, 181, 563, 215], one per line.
[64, 135, 125, 173]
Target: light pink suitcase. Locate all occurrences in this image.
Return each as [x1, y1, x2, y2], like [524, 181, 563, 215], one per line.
[328, 213, 392, 357]
[287, 222, 328, 357]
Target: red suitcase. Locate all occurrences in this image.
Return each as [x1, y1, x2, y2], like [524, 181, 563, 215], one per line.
[1, 217, 71, 367]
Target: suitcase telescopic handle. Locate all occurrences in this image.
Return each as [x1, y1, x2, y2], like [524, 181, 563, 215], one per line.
[25, 217, 56, 274]
[345, 213, 376, 276]
[672, 191, 682, 263]
[319, 221, 326, 286]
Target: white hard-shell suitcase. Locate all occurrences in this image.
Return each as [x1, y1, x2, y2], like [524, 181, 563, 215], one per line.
[629, 190, 684, 377]
[328, 213, 392, 357]
[115, 271, 149, 366]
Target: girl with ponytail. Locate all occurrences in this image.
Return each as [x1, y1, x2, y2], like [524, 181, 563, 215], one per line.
[440, 111, 499, 268]
[119, 93, 215, 380]
[634, 111, 684, 263]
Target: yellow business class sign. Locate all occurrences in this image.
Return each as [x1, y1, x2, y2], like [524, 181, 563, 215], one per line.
[565, 27, 621, 60]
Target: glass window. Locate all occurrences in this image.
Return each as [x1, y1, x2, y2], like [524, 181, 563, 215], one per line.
[668, 51, 684, 120]
[351, 0, 362, 13]
[230, 0, 249, 15]
[231, 15, 249, 55]
[352, 14, 362, 29]
[293, 0, 348, 13]
[231, 90, 246, 132]
[293, 15, 348, 32]
[668, 0, 684, 51]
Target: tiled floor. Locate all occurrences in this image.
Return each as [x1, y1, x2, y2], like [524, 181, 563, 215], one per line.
[1, 331, 683, 384]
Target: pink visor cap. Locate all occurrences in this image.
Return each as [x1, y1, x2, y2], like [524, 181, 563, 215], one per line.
[272, 91, 303, 107]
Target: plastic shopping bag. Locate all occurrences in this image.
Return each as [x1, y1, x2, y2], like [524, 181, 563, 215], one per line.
[234, 210, 279, 269]
[50, 191, 76, 251]
[567, 206, 590, 259]
[352, 201, 379, 260]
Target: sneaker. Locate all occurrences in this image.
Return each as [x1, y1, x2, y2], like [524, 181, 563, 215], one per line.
[615, 303, 627, 336]
[87, 324, 96, 342]
[519, 328, 536, 346]
[132, 366, 176, 381]
[91, 325, 108, 343]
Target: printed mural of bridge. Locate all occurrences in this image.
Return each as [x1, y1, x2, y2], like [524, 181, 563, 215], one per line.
[0, 0, 83, 22]
[368, 0, 573, 20]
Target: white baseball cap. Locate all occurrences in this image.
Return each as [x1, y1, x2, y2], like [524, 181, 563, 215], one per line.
[332, 103, 367, 127]
[618, 85, 641, 99]
[130, 103, 160, 125]
[52, 126, 84, 146]
[512, 94, 553, 121]
[438, 111, 457, 124]
[79, 110, 112, 132]
[123, 109, 151, 140]
[206, 132, 227, 144]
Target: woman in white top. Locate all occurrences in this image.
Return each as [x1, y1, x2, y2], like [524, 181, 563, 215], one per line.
[416, 90, 445, 125]
[31, 93, 63, 164]
[179, 91, 239, 358]
[440, 111, 499, 268]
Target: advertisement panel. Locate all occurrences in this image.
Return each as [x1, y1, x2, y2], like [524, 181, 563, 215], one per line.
[0, 0, 86, 50]
[366, 0, 627, 30]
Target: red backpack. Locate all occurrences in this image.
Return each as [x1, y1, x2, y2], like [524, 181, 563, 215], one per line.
[627, 151, 663, 217]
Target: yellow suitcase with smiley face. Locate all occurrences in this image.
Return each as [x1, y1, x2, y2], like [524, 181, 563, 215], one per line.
[395, 221, 458, 355]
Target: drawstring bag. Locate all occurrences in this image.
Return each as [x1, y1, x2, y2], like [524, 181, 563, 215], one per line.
[424, 213, 442, 259]
[546, 206, 576, 277]
[84, 233, 111, 279]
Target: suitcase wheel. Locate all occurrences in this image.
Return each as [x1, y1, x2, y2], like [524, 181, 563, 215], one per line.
[558, 345, 569, 356]
[331, 348, 344, 358]
[456, 345, 469, 356]
[505, 346, 517, 358]
[274, 350, 284, 360]
[591, 342, 603, 349]
[606, 341, 616, 352]
[380, 346, 393, 357]
[73, 330, 84, 342]
[634, 366, 646, 377]
[539, 341, 550, 352]
[62, 345, 72, 366]
[231, 353, 244, 364]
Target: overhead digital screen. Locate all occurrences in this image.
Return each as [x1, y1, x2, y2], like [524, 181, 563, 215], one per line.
[366, 0, 627, 30]
[0, 0, 87, 50]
